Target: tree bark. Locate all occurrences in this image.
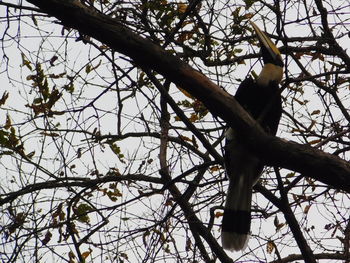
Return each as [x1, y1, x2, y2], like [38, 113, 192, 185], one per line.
[26, 0, 350, 193]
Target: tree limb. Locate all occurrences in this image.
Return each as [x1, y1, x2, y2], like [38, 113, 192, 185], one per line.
[26, 0, 350, 193]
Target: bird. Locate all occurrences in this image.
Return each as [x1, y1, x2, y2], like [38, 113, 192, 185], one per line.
[221, 21, 284, 251]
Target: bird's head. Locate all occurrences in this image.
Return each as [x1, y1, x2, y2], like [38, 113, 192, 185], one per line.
[250, 21, 283, 86]
[250, 21, 283, 67]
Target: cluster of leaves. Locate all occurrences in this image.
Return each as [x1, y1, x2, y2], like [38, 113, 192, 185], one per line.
[24, 58, 63, 116]
[0, 96, 31, 158]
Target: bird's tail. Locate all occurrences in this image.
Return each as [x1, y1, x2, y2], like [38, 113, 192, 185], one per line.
[221, 172, 254, 251]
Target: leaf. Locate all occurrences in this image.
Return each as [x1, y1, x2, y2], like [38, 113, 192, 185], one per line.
[31, 14, 38, 26]
[68, 251, 76, 263]
[311, 110, 320, 115]
[294, 52, 304, 59]
[244, 0, 257, 9]
[286, 172, 295, 178]
[63, 82, 75, 93]
[179, 135, 192, 142]
[232, 7, 241, 20]
[0, 91, 9, 106]
[109, 143, 125, 162]
[4, 114, 11, 130]
[8, 212, 26, 233]
[191, 135, 198, 148]
[311, 52, 324, 61]
[85, 60, 102, 74]
[33, 97, 42, 104]
[215, 211, 224, 218]
[0, 150, 13, 156]
[21, 53, 32, 70]
[47, 89, 62, 108]
[74, 203, 93, 224]
[308, 139, 321, 145]
[26, 103, 46, 116]
[164, 244, 170, 253]
[143, 229, 150, 246]
[164, 198, 173, 206]
[42, 231, 52, 245]
[106, 187, 122, 202]
[82, 248, 92, 259]
[85, 64, 92, 74]
[177, 32, 193, 43]
[294, 98, 306, 105]
[266, 240, 275, 254]
[189, 112, 198, 122]
[274, 216, 284, 231]
[307, 120, 316, 131]
[59, 210, 66, 221]
[304, 205, 311, 214]
[49, 55, 58, 66]
[177, 3, 187, 13]
[209, 165, 220, 172]
[99, 44, 109, 49]
[120, 252, 128, 260]
[26, 151, 35, 159]
[48, 72, 66, 79]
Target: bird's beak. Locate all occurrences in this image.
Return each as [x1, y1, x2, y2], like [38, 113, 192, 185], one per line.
[249, 21, 283, 66]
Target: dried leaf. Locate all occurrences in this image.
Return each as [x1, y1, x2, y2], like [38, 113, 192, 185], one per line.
[4, 114, 11, 130]
[266, 240, 275, 254]
[210, 165, 220, 172]
[178, 3, 187, 13]
[308, 139, 321, 145]
[82, 248, 92, 259]
[215, 211, 224, 218]
[49, 55, 58, 66]
[304, 205, 311, 214]
[0, 92, 9, 106]
[42, 231, 52, 245]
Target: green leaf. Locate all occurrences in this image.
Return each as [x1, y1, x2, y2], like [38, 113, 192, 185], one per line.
[74, 203, 93, 224]
[109, 143, 125, 162]
[21, 53, 32, 70]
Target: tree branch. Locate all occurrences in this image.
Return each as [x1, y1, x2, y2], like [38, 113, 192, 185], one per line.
[275, 168, 316, 263]
[269, 252, 350, 263]
[25, 0, 350, 193]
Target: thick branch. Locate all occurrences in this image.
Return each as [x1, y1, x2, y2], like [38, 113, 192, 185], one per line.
[269, 252, 350, 263]
[26, 0, 350, 193]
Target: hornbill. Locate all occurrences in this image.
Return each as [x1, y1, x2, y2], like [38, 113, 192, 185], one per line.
[221, 21, 283, 251]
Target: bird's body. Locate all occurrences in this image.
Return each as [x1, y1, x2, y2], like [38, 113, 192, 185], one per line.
[221, 22, 283, 251]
